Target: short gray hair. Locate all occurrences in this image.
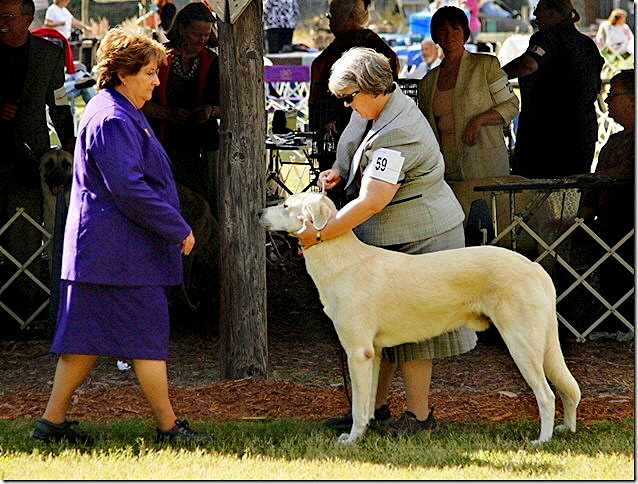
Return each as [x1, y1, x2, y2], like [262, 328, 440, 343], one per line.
[328, 47, 394, 97]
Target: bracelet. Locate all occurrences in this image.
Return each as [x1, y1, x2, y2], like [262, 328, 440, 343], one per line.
[315, 230, 322, 242]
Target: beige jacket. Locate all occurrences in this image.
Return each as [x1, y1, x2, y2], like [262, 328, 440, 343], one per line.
[418, 51, 519, 180]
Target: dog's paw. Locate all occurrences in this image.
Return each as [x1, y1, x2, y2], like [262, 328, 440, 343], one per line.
[531, 437, 551, 445]
[337, 433, 355, 444]
[554, 424, 575, 434]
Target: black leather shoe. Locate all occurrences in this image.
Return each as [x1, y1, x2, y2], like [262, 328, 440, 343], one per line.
[156, 419, 213, 444]
[32, 418, 94, 444]
[322, 403, 392, 430]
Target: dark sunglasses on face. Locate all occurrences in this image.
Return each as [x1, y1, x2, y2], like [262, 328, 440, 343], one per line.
[338, 90, 360, 104]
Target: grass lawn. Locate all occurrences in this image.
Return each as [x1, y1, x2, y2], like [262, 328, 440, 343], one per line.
[0, 418, 633, 480]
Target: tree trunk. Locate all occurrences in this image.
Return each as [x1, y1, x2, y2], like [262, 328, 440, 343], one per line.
[217, 0, 268, 379]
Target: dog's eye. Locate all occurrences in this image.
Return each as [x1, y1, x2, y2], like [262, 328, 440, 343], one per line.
[45, 160, 54, 169]
[62, 161, 72, 169]
[282, 204, 288, 209]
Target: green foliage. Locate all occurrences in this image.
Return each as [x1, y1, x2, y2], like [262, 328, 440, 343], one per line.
[0, 418, 633, 480]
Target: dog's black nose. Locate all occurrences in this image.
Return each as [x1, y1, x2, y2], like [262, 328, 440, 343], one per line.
[257, 209, 263, 217]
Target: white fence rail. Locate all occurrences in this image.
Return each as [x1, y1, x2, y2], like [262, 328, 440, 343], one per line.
[0, 208, 52, 329]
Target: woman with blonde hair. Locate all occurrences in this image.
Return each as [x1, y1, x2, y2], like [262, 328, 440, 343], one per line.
[32, 28, 211, 445]
[596, 8, 634, 57]
[503, 0, 603, 178]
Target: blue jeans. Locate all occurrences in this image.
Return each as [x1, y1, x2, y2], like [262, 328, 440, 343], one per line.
[64, 71, 96, 116]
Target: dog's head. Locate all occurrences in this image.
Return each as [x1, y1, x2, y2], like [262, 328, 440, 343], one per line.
[39, 147, 73, 196]
[259, 192, 337, 233]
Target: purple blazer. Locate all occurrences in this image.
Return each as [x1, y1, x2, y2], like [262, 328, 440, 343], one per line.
[61, 88, 191, 286]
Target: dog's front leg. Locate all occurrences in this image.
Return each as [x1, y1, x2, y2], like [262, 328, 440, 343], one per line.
[339, 345, 376, 444]
[369, 349, 381, 422]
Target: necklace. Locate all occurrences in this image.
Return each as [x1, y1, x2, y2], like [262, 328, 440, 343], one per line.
[172, 54, 200, 79]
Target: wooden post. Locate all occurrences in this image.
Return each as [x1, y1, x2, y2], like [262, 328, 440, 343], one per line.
[217, 0, 268, 379]
[81, 0, 89, 24]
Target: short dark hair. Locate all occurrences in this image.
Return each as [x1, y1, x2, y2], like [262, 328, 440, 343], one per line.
[544, 0, 580, 23]
[611, 69, 635, 98]
[20, 0, 35, 16]
[430, 6, 471, 44]
[166, 2, 214, 46]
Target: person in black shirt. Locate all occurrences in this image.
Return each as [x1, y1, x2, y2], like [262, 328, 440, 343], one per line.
[503, 0, 603, 179]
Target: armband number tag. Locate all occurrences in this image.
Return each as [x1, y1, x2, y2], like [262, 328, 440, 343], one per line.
[527, 44, 546, 57]
[489, 75, 515, 104]
[364, 148, 404, 184]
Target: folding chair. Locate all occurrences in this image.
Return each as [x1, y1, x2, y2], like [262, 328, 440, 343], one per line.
[264, 65, 311, 122]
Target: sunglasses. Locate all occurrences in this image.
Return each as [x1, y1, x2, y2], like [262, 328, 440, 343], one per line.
[338, 90, 360, 104]
[606, 92, 630, 99]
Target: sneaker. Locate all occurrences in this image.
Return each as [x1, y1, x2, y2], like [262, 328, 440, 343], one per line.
[74, 75, 96, 89]
[32, 418, 94, 444]
[156, 419, 213, 444]
[322, 404, 392, 430]
[386, 408, 439, 435]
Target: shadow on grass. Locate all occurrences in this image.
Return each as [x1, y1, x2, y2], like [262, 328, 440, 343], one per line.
[1, 417, 633, 470]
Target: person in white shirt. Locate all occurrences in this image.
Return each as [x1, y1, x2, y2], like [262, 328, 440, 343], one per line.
[44, 0, 95, 112]
[405, 38, 442, 79]
[596, 8, 634, 57]
[44, 0, 88, 39]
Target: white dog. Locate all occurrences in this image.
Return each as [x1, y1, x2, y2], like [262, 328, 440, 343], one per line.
[259, 192, 581, 444]
[39, 147, 73, 271]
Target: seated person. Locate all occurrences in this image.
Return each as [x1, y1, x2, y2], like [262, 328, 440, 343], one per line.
[595, 9, 634, 59]
[569, 69, 634, 306]
[404, 39, 442, 80]
[30, 27, 96, 115]
[577, 69, 634, 246]
[64, 71, 96, 116]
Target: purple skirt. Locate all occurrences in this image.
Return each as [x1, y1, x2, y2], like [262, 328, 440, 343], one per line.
[51, 281, 170, 360]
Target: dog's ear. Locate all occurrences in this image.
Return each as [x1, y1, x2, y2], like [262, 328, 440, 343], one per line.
[302, 196, 332, 230]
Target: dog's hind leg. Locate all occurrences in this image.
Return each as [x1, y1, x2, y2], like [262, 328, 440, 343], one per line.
[543, 314, 580, 434]
[498, 326, 556, 444]
[339, 344, 376, 444]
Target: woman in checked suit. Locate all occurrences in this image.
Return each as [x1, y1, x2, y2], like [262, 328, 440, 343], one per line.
[296, 47, 477, 434]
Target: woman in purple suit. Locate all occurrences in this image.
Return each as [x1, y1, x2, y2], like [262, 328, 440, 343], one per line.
[33, 28, 211, 445]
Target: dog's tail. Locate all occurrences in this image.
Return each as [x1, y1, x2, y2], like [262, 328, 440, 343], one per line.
[542, 280, 581, 431]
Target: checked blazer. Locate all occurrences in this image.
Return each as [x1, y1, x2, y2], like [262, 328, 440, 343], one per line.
[334, 85, 464, 246]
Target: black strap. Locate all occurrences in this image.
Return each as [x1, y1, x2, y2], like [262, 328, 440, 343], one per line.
[387, 193, 422, 206]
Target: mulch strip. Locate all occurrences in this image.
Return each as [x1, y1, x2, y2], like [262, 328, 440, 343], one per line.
[1, 379, 633, 423]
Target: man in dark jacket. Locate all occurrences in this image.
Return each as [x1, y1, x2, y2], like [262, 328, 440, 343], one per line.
[0, 0, 74, 326]
[309, 0, 399, 173]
